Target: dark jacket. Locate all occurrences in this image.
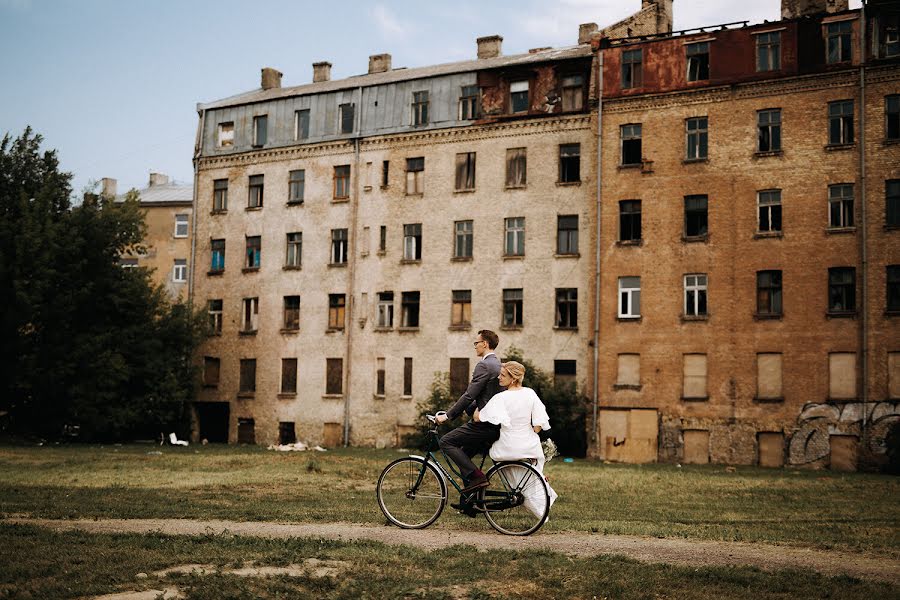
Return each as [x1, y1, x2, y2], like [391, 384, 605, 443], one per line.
[446, 353, 503, 421]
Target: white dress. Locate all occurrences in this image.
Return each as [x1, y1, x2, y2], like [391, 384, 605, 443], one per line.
[478, 387, 559, 516]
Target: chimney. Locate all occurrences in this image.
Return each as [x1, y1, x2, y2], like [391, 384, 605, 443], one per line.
[368, 53, 392, 74]
[101, 177, 117, 198]
[781, 0, 848, 19]
[149, 173, 169, 187]
[313, 61, 332, 83]
[578, 23, 598, 44]
[477, 35, 503, 59]
[261, 67, 283, 90]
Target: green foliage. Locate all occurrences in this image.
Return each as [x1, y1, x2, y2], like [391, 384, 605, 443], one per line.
[405, 371, 455, 448]
[0, 128, 206, 440]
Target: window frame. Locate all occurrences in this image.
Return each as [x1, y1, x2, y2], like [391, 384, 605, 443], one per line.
[239, 359, 256, 393]
[295, 109, 310, 140]
[339, 103, 355, 134]
[887, 95, 900, 141]
[213, 179, 228, 212]
[504, 216, 525, 257]
[561, 74, 584, 111]
[403, 223, 422, 261]
[333, 165, 350, 200]
[828, 267, 856, 313]
[451, 289, 472, 327]
[757, 109, 782, 153]
[757, 189, 783, 233]
[686, 41, 710, 82]
[173, 214, 189, 238]
[620, 123, 642, 166]
[241, 297, 259, 333]
[685, 117, 708, 160]
[828, 184, 855, 229]
[828, 100, 854, 145]
[401, 291, 420, 328]
[755, 31, 781, 72]
[503, 288, 524, 328]
[618, 276, 641, 319]
[210, 238, 225, 273]
[216, 121, 234, 148]
[454, 220, 473, 259]
[684, 194, 709, 238]
[826, 20, 852, 64]
[331, 228, 348, 265]
[207, 299, 223, 335]
[252, 114, 268, 147]
[619, 200, 642, 242]
[283, 295, 300, 331]
[281, 358, 298, 395]
[505, 147, 527, 188]
[328, 293, 346, 330]
[510, 80, 529, 113]
[377, 291, 394, 328]
[683, 273, 708, 317]
[405, 157, 424, 195]
[621, 48, 643, 89]
[285, 232, 302, 268]
[458, 85, 480, 120]
[756, 270, 783, 317]
[887, 179, 900, 228]
[288, 169, 305, 204]
[454, 152, 476, 191]
[557, 215, 579, 255]
[172, 258, 188, 283]
[244, 235, 261, 269]
[559, 143, 581, 183]
[887, 265, 900, 313]
[555, 287, 578, 329]
[248, 174, 264, 208]
[411, 90, 429, 126]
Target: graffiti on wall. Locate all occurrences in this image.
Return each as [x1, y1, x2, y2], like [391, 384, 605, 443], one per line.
[788, 401, 900, 465]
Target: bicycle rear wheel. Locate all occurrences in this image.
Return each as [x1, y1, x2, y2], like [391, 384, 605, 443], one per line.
[376, 457, 447, 529]
[480, 461, 549, 536]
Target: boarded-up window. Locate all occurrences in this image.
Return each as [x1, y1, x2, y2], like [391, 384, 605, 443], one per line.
[237, 418, 255, 444]
[757, 432, 784, 468]
[756, 353, 783, 400]
[323, 422, 342, 447]
[506, 148, 527, 187]
[239, 359, 256, 393]
[683, 354, 707, 399]
[683, 430, 709, 464]
[203, 356, 220, 387]
[451, 290, 471, 326]
[617, 354, 640, 387]
[889, 352, 900, 399]
[376, 357, 386, 396]
[828, 353, 856, 399]
[279, 422, 297, 445]
[281, 358, 297, 394]
[403, 357, 413, 396]
[326, 358, 343, 395]
[450, 358, 470, 398]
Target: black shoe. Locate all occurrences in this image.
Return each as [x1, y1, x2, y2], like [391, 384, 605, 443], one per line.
[460, 475, 489, 494]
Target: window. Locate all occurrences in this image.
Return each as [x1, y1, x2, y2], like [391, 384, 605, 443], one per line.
[288, 170, 305, 203]
[555, 288, 578, 328]
[454, 220, 473, 259]
[554, 360, 576, 386]
[217, 122, 234, 148]
[403, 357, 413, 396]
[618, 277, 641, 319]
[887, 27, 900, 58]
[377, 291, 394, 328]
[685, 117, 708, 160]
[241, 297, 259, 332]
[758, 190, 782, 233]
[561, 75, 584, 111]
[244, 236, 261, 269]
[236, 418, 255, 443]
[173, 259, 188, 283]
[285, 232, 302, 268]
[684, 195, 708, 238]
[248, 174, 264, 208]
[326, 358, 343, 395]
[401, 291, 420, 328]
[826, 21, 852, 64]
[403, 223, 422, 261]
[203, 356, 220, 387]
[828, 184, 854, 228]
[210, 239, 225, 272]
[376, 357, 386, 396]
[239, 359, 256, 393]
[510, 80, 529, 113]
[459, 85, 480, 120]
[279, 422, 297, 445]
[683, 274, 708, 317]
[887, 95, 900, 141]
[621, 49, 643, 89]
[252, 115, 267, 147]
[119, 258, 138, 269]
[281, 358, 297, 394]
[331, 229, 348, 265]
[455, 152, 476, 191]
[683, 354, 708, 399]
[333, 165, 350, 199]
[757, 109, 781, 152]
[207, 299, 223, 335]
[557, 215, 578, 255]
[411, 91, 429, 126]
[757, 353, 783, 400]
[756, 31, 781, 71]
[405, 157, 424, 195]
[559, 144, 581, 183]
[888, 180, 900, 227]
[505, 148, 527, 187]
[283, 295, 300, 331]
[616, 354, 640, 387]
[379, 225, 387, 253]
[174, 214, 189, 238]
[892, 352, 900, 399]
[757, 270, 783, 316]
[686, 41, 710, 82]
[449, 358, 470, 398]
[829, 100, 854, 145]
[503, 288, 523, 327]
[339, 103, 354, 134]
[295, 109, 310, 140]
[620, 124, 642, 165]
[382, 160, 390, 187]
[619, 200, 641, 242]
[328, 294, 346, 330]
[828, 267, 856, 313]
[828, 353, 856, 399]
[888, 266, 900, 312]
[451, 290, 471, 327]
[213, 179, 228, 212]
[504, 217, 525, 256]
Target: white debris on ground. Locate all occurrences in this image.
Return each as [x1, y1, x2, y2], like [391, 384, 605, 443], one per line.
[267, 441, 328, 452]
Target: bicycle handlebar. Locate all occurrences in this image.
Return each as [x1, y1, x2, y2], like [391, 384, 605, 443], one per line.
[426, 411, 447, 424]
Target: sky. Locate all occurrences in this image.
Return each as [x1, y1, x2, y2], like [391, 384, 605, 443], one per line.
[0, 0, 862, 197]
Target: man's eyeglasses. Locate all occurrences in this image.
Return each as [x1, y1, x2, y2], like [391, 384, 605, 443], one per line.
[473, 340, 485, 347]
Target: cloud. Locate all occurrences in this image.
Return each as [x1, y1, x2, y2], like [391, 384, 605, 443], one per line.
[371, 4, 406, 39]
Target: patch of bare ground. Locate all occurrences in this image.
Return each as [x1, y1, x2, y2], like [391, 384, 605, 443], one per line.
[10, 517, 899, 585]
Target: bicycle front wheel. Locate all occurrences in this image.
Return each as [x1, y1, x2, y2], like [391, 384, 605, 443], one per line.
[376, 457, 447, 529]
[481, 461, 549, 536]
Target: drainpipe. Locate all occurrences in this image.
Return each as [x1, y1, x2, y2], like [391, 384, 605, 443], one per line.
[188, 108, 205, 307]
[858, 2, 869, 442]
[592, 45, 604, 456]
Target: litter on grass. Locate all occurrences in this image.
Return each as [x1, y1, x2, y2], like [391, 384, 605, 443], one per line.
[267, 441, 328, 452]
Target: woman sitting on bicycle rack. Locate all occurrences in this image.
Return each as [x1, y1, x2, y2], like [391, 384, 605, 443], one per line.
[475, 361, 559, 516]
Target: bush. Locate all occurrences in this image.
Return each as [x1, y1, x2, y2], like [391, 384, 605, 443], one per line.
[886, 420, 900, 475]
[403, 371, 456, 448]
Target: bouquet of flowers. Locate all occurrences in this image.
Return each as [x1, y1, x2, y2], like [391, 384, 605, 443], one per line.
[542, 438, 559, 462]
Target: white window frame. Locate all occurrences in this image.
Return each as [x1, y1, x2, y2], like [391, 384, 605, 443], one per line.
[173, 214, 189, 238]
[172, 259, 188, 283]
[618, 276, 641, 319]
[504, 217, 525, 256]
[510, 80, 529, 113]
[683, 274, 707, 317]
[216, 122, 234, 148]
[377, 292, 394, 328]
[241, 297, 259, 332]
[285, 232, 302, 267]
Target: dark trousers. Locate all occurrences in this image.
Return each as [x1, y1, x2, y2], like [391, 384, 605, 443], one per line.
[439, 421, 500, 480]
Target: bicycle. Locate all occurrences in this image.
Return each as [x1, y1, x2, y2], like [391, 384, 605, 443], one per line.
[376, 413, 551, 536]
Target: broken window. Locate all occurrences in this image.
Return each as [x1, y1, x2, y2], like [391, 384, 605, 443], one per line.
[756, 31, 781, 71]
[326, 358, 343, 395]
[283, 295, 300, 331]
[454, 220, 473, 259]
[210, 239, 225, 272]
[208, 299, 223, 335]
[757, 270, 783, 316]
[279, 422, 297, 444]
[285, 232, 302, 268]
[559, 144, 580, 183]
[828, 267, 856, 312]
[886, 27, 899, 57]
[174, 214, 189, 238]
[281, 358, 297, 394]
[213, 179, 228, 212]
[451, 290, 471, 326]
[510, 80, 529, 113]
[241, 297, 259, 332]
[449, 358, 470, 398]
[561, 75, 583, 111]
[758, 190, 782, 233]
[504, 217, 525, 256]
[757, 109, 781, 152]
[828, 352, 856, 399]
[377, 291, 394, 328]
[621, 123, 642, 165]
[619, 200, 641, 242]
[376, 357, 386, 396]
[459, 85, 480, 120]
[686, 41, 710, 82]
[455, 152, 476, 191]
[331, 228, 348, 264]
[401, 291, 420, 328]
[503, 288, 523, 327]
[382, 160, 390, 187]
[295, 109, 310, 140]
[403, 358, 413, 396]
[828, 184, 854, 228]
[252, 115, 268, 147]
[621, 49, 643, 89]
[248, 174, 264, 208]
[829, 100, 854, 145]
[406, 157, 424, 195]
[555, 288, 578, 328]
[683, 354, 708, 399]
[618, 277, 641, 319]
[889, 180, 900, 227]
[328, 294, 346, 330]
[505, 148, 527, 187]
[339, 103, 354, 134]
[244, 236, 261, 269]
[887, 95, 900, 141]
[616, 354, 640, 386]
[757, 353, 783, 400]
[172, 259, 188, 283]
[557, 215, 578, 255]
[203, 356, 220, 387]
[288, 170, 305, 203]
[826, 20, 852, 64]
[684, 274, 708, 317]
[554, 360, 576, 387]
[239, 359, 256, 393]
[217, 122, 234, 148]
[119, 257, 139, 269]
[403, 223, 422, 261]
[411, 90, 429, 126]
[333, 165, 350, 199]
[685, 117, 708, 160]
[684, 195, 708, 238]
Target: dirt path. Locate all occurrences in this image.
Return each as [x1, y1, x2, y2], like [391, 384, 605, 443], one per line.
[7, 517, 899, 585]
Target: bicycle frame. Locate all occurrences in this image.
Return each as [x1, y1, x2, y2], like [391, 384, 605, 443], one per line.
[416, 426, 490, 495]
